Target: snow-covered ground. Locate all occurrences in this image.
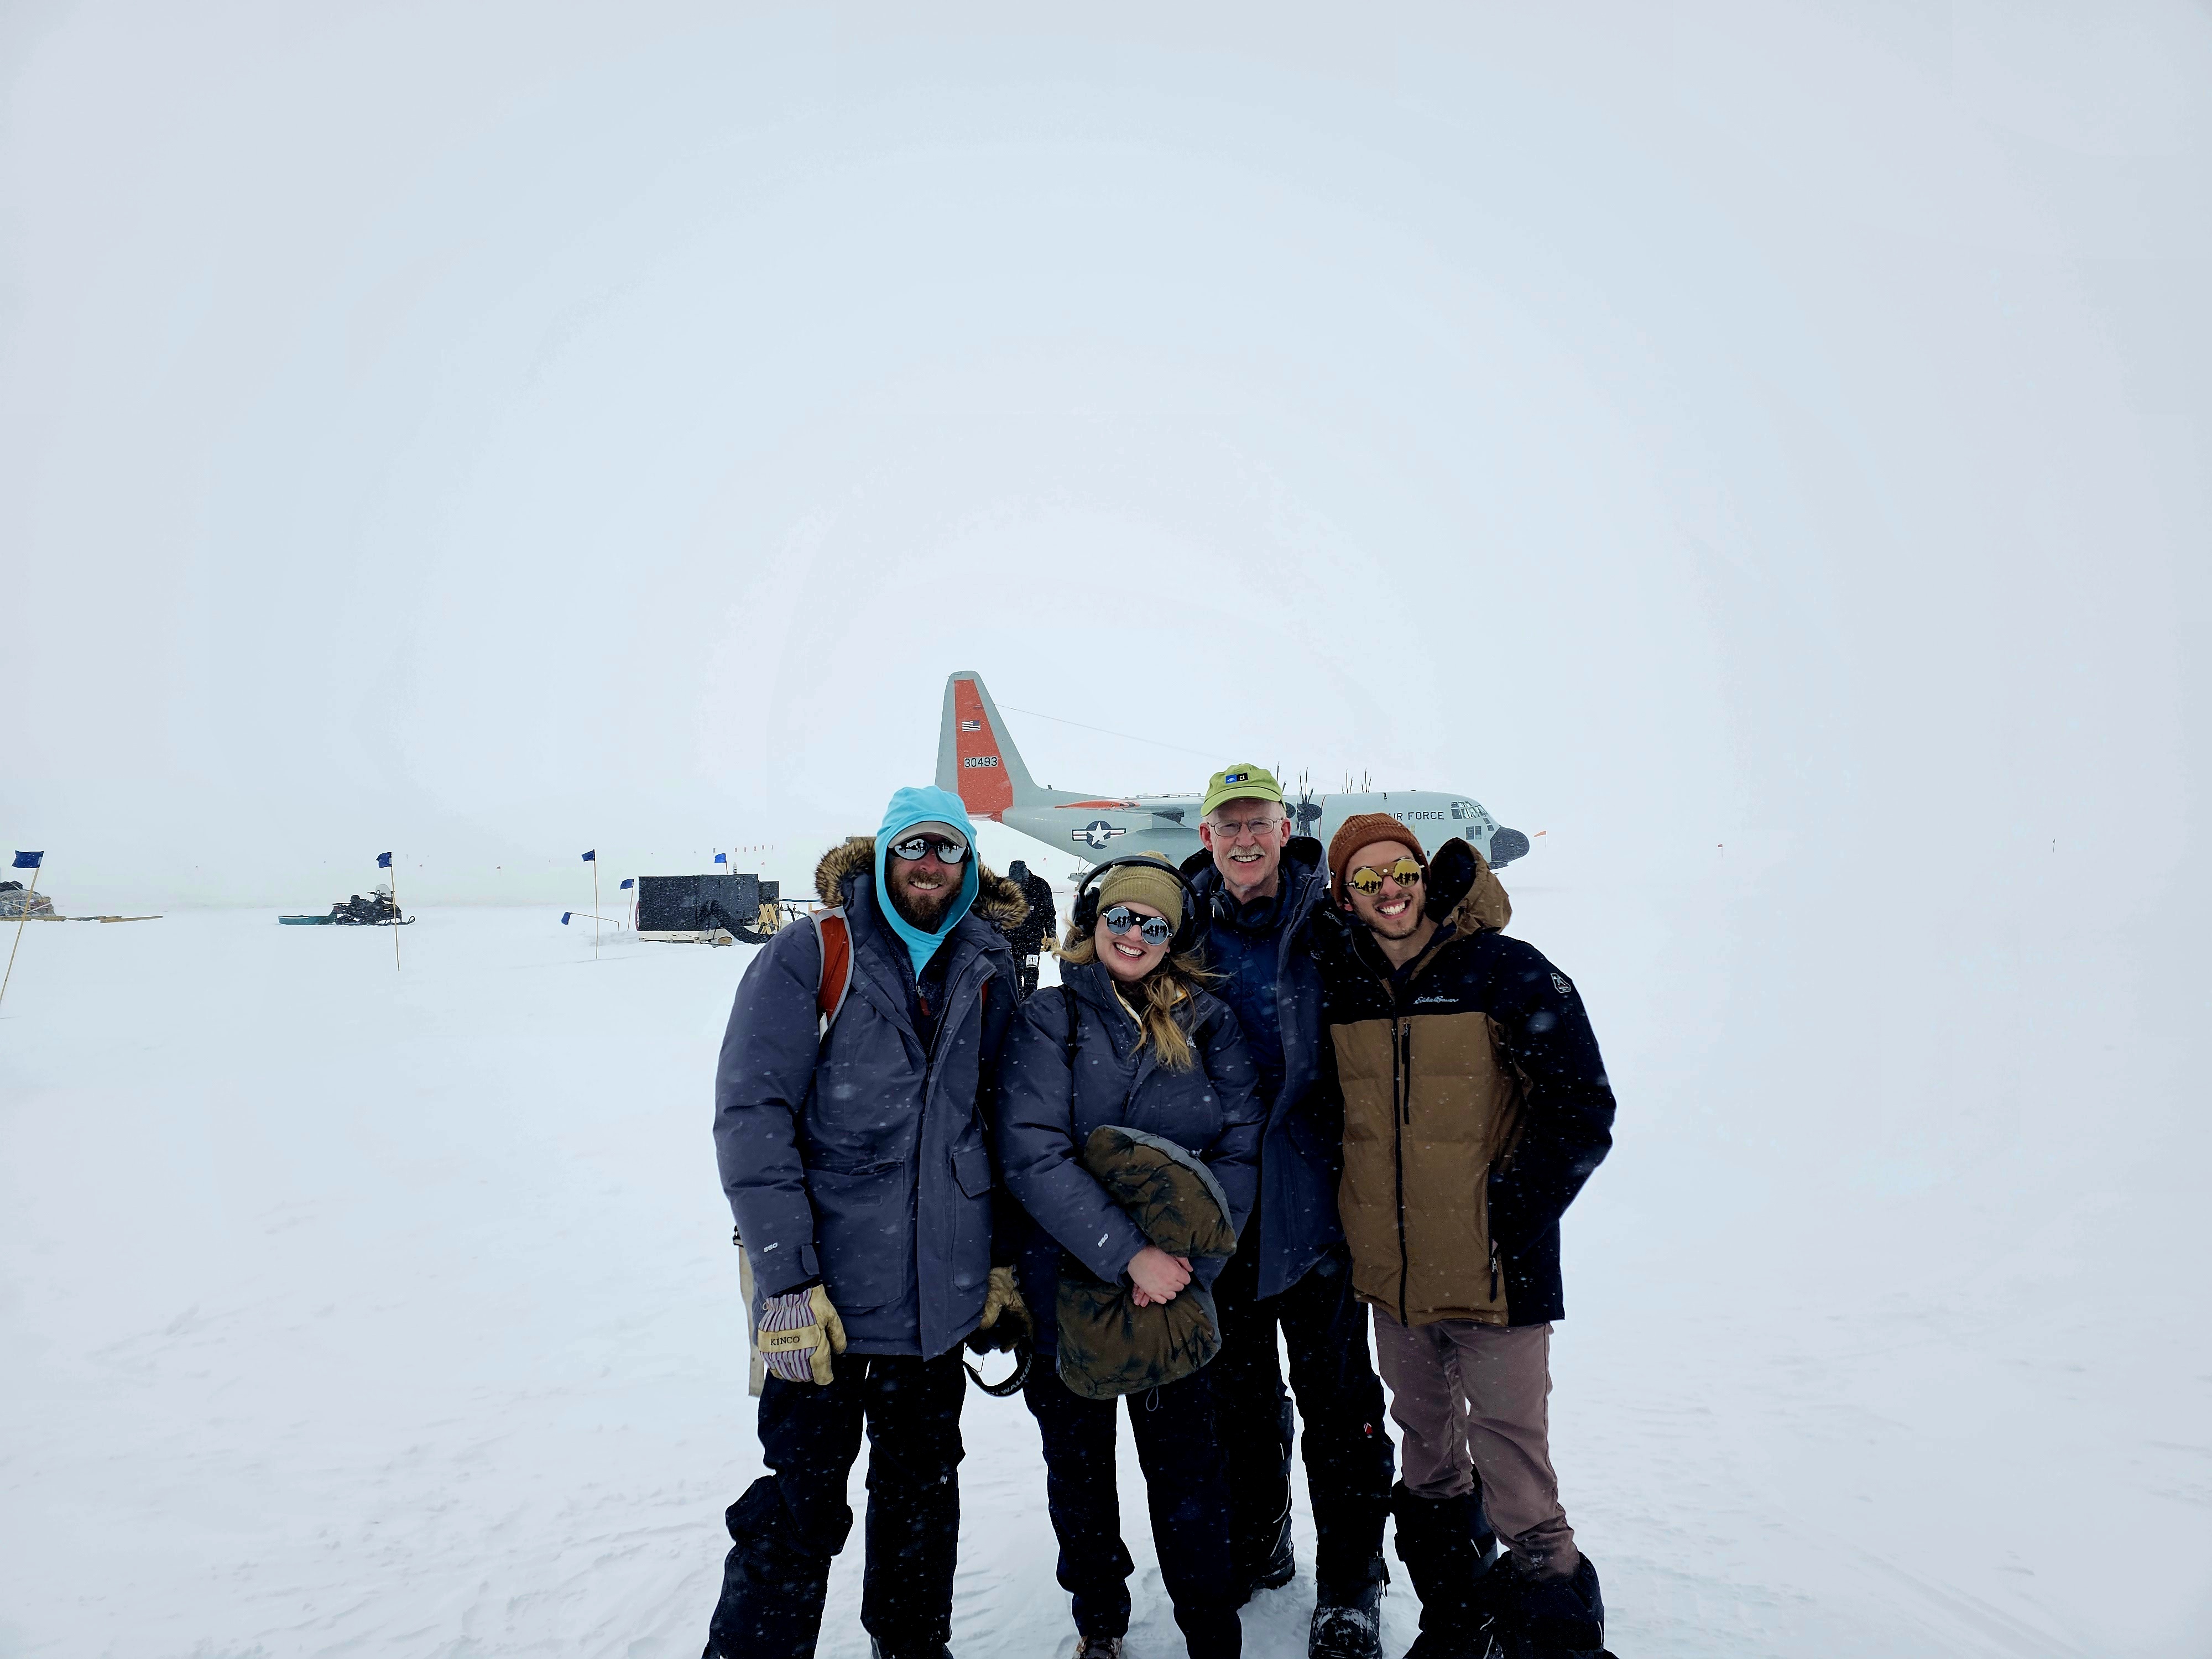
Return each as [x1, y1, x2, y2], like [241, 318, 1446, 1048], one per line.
[2, 854, 2206, 1657]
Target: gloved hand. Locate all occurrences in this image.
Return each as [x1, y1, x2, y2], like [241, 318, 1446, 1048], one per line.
[757, 1284, 847, 1385]
[977, 1266, 1028, 1338]
[963, 1265, 1035, 1396]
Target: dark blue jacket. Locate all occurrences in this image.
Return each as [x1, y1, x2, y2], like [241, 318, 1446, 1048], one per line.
[1183, 838, 1343, 1300]
[993, 958, 1265, 1355]
[714, 837, 1022, 1359]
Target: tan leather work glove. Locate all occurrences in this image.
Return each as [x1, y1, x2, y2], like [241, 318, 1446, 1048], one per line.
[978, 1265, 1027, 1333]
[757, 1284, 847, 1385]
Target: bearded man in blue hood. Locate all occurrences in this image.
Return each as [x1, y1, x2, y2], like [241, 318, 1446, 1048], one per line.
[706, 786, 1027, 1659]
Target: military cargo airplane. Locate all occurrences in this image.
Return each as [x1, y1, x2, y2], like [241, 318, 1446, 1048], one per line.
[934, 671, 1531, 870]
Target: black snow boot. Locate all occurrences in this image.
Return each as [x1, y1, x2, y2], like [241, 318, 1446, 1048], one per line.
[870, 1641, 954, 1659]
[1390, 1483, 1493, 1658]
[1071, 1639, 1123, 1659]
[1309, 1553, 1385, 1659]
[1475, 1552, 1605, 1654]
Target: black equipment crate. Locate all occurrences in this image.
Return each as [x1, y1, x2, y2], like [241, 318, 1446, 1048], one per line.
[635, 873, 760, 935]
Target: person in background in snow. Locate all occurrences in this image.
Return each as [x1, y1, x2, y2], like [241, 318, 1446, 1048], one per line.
[706, 785, 1030, 1659]
[1318, 816, 1615, 1659]
[1177, 766, 1396, 1659]
[1004, 859, 1059, 998]
[994, 854, 1265, 1659]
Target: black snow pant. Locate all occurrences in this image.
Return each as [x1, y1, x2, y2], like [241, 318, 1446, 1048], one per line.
[1022, 1362, 1242, 1657]
[1211, 1238, 1395, 1600]
[706, 1350, 966, 1659]
[1018, 958, 1041, 999]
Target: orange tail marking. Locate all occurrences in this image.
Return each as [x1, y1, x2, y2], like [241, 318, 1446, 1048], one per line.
[951, 679, 1014, 820]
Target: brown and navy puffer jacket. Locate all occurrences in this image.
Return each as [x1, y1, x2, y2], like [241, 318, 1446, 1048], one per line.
[1316, 839, 1614, 1329]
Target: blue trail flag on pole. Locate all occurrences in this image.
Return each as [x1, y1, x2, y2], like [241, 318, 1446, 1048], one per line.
[714, 852, 727, 865]
[377, 852, 392, 868]
[561, 912, 572, 924]
[619, 878, 634, 890]
[3, 852, 46, 1009]
[581, 850, 595, 863]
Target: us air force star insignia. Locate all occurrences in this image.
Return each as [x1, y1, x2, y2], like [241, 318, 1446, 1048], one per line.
[1551, 971, 1573, 995]
[1073, 819, 1125, 850]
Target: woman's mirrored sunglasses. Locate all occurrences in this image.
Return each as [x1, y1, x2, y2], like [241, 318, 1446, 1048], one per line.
[1101, 904, 1176, 947]
[888, 834, 969, 863]
[1345, 858, 1425, 895]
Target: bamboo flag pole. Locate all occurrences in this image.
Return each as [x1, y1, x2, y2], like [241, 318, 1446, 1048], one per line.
[389, 855, 401, 973]
[1, 855, 44, 1012]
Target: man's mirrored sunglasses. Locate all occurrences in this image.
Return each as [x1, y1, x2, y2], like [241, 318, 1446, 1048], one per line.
[888, 834, 968, 863]
[1102, 905, 1176, 947]
[1345, 858, 1425, 895]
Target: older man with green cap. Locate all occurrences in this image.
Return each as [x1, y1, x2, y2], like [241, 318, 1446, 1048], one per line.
[1181, 766, 1395, 1659]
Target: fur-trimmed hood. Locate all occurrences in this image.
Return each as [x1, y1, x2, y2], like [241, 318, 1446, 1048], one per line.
[813, 834, 1029, 930]
[1436, 838, 1512, 936]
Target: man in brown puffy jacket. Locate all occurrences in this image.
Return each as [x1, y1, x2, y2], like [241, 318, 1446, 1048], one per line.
[1317, 815, 1616, 1658]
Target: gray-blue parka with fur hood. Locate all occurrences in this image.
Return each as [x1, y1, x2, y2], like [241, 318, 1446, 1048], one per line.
[713, 836, 1024, 1359]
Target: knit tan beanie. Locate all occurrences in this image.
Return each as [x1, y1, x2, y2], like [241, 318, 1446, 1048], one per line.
[1095, 853, 1185, 931]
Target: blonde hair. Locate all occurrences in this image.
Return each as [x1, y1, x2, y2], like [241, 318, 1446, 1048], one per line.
[1058, 925, 1214, 1071]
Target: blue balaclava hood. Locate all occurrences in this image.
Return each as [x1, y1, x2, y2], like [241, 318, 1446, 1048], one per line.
[875, 784, 981, 979]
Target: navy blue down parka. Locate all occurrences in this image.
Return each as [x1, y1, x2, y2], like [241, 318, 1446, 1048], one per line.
[993, 957, 1266, 1355]
[1182, 838, 1345, 1300]
[713, 837, 1024, 1359]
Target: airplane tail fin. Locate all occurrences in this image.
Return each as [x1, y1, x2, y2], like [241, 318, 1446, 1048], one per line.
[937, 672, 1043, 821]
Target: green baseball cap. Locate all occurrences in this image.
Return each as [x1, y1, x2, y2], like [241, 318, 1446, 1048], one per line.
[1201, 763, 1285, 818]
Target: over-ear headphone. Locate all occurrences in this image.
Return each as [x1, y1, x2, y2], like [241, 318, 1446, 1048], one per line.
[1071, 857, 1204, 956]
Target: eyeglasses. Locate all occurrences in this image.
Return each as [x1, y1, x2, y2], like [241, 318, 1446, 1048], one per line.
[1102, 905, 1176, 947]
[888, 834, 968, 864]
[1345, 858, 1424, 895]
[1208, 816, 1284, 839]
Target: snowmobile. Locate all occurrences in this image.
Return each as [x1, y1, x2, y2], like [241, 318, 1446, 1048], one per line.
[279, 888, 413, 926]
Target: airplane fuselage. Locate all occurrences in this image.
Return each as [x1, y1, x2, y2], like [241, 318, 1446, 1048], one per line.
[936, 669, 1531, 875]
[1002, 790, 1523, 871]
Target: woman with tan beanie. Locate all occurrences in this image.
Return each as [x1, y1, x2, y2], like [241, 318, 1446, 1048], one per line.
[994, 854, 1266, 1659]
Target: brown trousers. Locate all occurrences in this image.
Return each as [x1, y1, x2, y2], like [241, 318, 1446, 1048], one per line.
[1370, 1308, 1579, 1579]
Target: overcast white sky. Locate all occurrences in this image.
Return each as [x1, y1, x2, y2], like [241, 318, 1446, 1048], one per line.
[2, 2, 2206, 907]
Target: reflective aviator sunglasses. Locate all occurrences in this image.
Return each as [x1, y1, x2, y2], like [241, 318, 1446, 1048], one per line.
[887, 834, 969, 863]
[1102, 904, 1176, 947]
[1344, 857, 1424, 895]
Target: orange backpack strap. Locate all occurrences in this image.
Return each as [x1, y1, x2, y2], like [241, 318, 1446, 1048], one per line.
[812, 910, 854, 1034]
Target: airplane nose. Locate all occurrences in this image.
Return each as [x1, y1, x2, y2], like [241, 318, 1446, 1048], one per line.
[1488, 828, 1530, 866]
